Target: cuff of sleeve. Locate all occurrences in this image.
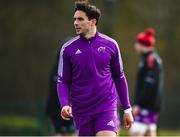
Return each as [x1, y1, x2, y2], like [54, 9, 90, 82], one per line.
[124, 108, 132, 113]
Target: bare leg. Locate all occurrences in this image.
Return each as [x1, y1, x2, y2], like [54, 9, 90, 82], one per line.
[145, 129, 157, 136]
[129, 131, 145, 137]
[96, 130, 116, 136]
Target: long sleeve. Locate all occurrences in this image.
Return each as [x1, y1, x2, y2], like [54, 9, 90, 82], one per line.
[111, 43, 131, 110]
[57, 46, 72, 107]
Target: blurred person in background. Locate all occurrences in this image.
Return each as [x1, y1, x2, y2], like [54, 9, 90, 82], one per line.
[57, 0, 133, 136]
[46, 48, 76, 136]
[129, 27, 163, 136]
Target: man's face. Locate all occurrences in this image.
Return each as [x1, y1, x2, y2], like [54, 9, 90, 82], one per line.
[73, 10, 93, 36]
[134, 42, 153, 54]
[134, 42, 142, 54]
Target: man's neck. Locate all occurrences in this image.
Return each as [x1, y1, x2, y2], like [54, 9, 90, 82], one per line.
[84, 26, 97, 39]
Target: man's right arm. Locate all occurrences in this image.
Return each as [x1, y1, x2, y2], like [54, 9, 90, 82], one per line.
[57, 46, 73, 120]
[57, 46, 72, 108]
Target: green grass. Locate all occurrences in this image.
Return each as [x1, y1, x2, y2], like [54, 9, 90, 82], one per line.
[0, 116, 47, 136]
[158, 129, 180, 136]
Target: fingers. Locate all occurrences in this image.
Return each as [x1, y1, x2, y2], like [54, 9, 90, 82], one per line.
[68, 107, 73, 117]
[123, 117, 131, 129]
[123, 117, 128, 129]
[61, 105, 73, 120]
[124, 119, 132, 129]
[123, 112, 134, 129]
[61, 114, 71, 120]
[123, 119, 132, 129]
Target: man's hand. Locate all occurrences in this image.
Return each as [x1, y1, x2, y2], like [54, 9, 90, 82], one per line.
[61, 105, 73, 120]
[123, 112, 134, 129]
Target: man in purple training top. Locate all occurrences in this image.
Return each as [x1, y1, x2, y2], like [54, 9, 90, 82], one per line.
[57, 0, 134, 136]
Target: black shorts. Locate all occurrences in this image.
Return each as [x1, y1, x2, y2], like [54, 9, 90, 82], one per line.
[50, 115, 75, 134]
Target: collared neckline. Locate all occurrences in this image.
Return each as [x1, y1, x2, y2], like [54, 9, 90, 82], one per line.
[80, 31, 99, 42]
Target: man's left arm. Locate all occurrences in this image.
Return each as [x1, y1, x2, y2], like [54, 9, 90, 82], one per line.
[111, 42, 134, 128]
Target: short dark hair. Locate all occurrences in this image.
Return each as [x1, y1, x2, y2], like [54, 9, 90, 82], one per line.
[74, 0, 101, 25]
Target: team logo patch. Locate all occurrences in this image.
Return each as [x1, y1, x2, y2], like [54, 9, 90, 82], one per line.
[97, 46, 106, 53]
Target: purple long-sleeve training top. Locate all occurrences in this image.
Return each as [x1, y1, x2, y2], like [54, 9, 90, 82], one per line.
[57, 32, 131, 116]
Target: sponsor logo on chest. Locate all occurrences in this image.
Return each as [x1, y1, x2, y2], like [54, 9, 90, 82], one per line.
[97, 46, 106, 53]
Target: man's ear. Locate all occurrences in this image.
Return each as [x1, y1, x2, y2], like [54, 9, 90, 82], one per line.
[91, 19, 97, 25]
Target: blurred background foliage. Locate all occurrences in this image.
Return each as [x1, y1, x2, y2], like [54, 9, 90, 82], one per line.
[0, 0, 180, 135]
